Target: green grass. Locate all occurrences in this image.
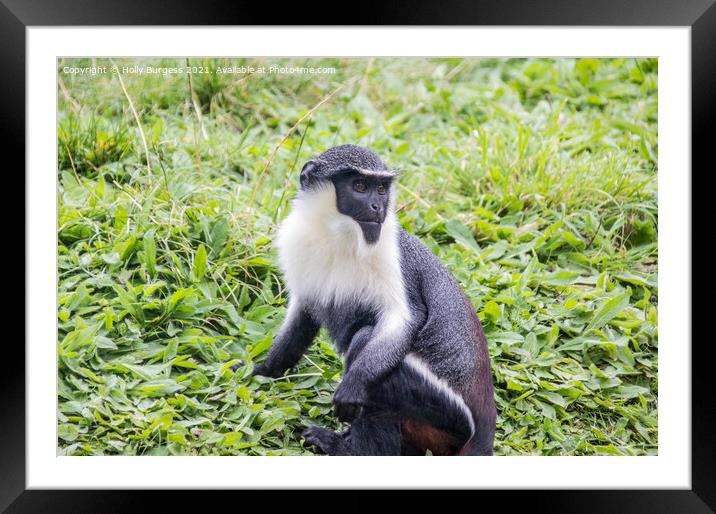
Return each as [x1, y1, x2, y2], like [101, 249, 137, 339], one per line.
[57, 57, 658, 456]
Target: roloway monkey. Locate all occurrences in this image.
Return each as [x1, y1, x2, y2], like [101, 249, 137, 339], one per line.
[248, 144, 496, 455]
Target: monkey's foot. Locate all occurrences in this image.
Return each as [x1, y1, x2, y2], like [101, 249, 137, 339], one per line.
[302, 426, 351, 455]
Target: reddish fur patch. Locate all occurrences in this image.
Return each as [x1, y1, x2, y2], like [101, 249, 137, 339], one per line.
[401, 420, 460, 456]
[459, 293, 497, 455]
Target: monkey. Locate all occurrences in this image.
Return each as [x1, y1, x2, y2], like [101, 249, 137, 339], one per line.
[247, 144, 496, 456]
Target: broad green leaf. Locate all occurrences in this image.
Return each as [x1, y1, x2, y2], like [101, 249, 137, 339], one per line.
[444, 219, 480, 254]
[192, 244, 207, 281]
[585, 292, 631, 332]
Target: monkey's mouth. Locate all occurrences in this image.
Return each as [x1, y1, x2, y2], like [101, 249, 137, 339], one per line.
[356, 220, 382, 244]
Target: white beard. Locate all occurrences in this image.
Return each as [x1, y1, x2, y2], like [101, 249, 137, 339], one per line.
[275, 183, 409, 329]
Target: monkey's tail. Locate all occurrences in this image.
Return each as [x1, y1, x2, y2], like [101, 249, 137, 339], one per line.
[368, 355, 476, 446]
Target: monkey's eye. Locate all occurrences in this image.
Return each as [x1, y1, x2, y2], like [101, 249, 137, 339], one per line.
[353, 181, 367, 193]
[376, 184, 387, 195]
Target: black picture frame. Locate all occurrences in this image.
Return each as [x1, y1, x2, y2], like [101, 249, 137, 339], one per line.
[6, 1, 712, 511]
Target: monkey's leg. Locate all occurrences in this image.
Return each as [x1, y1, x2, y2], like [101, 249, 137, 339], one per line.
[253, 302, 319, 377]
[346, 410, 401, 455]
[339, 332, 474, 455]
[365, 359, 476, 455]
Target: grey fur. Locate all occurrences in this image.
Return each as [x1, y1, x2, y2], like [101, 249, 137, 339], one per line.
[301, 144, 399, 186]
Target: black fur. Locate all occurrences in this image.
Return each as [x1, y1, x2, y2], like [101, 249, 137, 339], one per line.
[253, 307, 319, 378]
[248, 145, 496, 456]
[331, 171, 392, 244]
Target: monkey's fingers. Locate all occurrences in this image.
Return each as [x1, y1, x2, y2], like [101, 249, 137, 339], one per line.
[301, 426, 334, 454]
[228, 359, 244, 372]
[252, 363, 278, 377]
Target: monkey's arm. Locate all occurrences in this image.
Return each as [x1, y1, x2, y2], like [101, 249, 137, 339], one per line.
[254, 302, 319, 378]
[333, 313, 416, 420]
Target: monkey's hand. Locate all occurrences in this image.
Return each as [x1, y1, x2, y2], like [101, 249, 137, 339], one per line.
[333, 378, 367, 421]
[228, 359, 245, 372]
[252, 362, 282, 378]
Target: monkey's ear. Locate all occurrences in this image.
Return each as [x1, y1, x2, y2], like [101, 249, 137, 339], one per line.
[299, 160, 318, 189]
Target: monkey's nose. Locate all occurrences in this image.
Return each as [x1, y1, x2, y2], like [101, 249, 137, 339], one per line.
[370, 203, 380, 211]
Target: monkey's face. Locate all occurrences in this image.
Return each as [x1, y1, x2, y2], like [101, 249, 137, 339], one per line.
[330, 171, 393, 244]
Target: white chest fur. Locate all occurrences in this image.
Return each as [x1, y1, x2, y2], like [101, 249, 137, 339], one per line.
[276, 184, 408, 326]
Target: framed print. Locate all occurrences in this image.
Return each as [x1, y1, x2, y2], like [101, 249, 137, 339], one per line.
[6, 0, 713, 511]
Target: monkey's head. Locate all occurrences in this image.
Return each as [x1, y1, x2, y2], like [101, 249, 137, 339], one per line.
[298, 145, 399, 244]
